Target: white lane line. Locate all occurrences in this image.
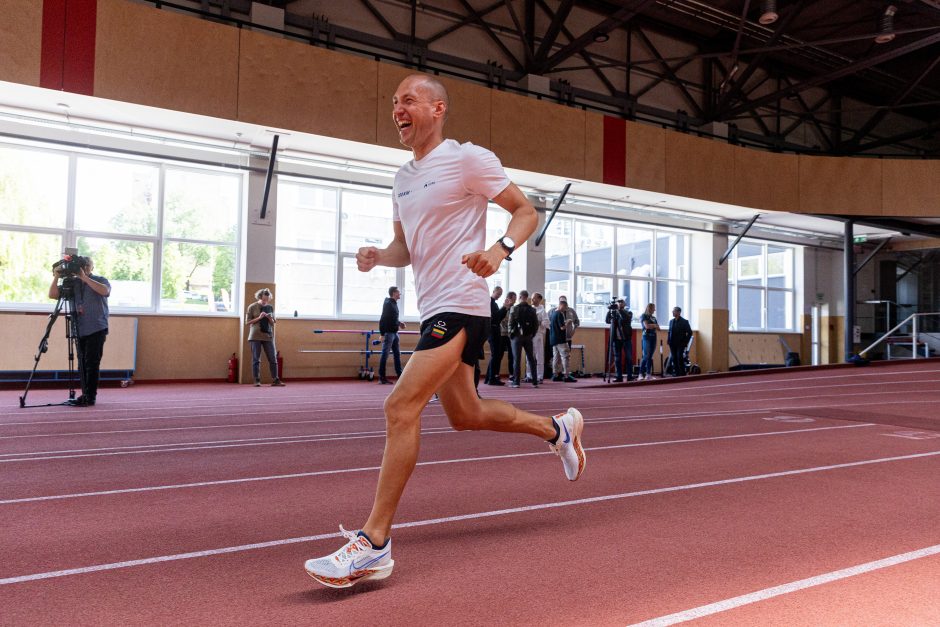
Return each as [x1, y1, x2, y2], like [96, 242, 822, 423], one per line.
[1, 449, 936, 586]
[0, 407, 852, 462]
[628, 544, 940, 626]
[4, 386, 937, 431]
[0, 429, 455, 463]
[0, 406, 771, 444]
[0, 424, 876, 505]
[2, 365, 936, 419]
[692, 377, 940, 398]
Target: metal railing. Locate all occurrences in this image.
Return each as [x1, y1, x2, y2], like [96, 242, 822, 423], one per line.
[858, 312, 940, 360]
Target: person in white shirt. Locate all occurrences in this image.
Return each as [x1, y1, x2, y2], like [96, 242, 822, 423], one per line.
[527, 292, 550, 383]
[304, 74, 586, 589]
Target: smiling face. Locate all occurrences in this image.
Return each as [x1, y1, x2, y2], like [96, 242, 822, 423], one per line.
[392, 75, 448, 159]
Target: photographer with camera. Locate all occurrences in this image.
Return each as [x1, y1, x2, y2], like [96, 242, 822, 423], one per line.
[246, 288, 285, 387]
[605, 298, 634, 382]
[48, 255, 111, 406]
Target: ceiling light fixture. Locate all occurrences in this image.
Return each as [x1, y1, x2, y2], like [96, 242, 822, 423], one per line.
[758, 0, 779, 25]
[592, 30, 610, 43]
[875, 5, 898, 44]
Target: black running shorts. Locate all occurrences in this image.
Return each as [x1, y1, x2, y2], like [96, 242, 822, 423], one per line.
[415, 312, 490, 367]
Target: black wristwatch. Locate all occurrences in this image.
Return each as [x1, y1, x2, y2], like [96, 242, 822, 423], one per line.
[496, 235, 516, 260]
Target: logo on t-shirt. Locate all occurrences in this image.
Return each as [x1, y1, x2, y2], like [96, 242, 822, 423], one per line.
[397, 190, 411, 198]
[423, 180, 436, 189]
[430, 320, 447, 339]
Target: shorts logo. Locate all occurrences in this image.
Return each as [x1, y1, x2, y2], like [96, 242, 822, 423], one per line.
[430, 320, 447, 339]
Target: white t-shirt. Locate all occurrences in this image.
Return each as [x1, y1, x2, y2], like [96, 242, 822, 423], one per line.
[393, 139, 511, 320]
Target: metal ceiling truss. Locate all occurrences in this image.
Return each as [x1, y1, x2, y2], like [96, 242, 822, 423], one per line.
[166, 0, 940, 157]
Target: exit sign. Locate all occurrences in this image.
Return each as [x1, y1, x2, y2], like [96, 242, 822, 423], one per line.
[853, 235, 868, 244]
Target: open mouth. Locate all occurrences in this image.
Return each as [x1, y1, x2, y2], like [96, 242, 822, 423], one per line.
[397, 121, 412, 131]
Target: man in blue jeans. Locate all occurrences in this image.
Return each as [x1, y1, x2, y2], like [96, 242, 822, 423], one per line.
[378, 286, 405, 384]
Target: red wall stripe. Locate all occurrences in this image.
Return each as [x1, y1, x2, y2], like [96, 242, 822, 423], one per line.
[40, 0, 68, 90]
[602, 115, 627, 187]
[62, 0, 98, 95]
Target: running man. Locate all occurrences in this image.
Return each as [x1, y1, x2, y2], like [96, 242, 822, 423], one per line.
[304, 74, 586, 588]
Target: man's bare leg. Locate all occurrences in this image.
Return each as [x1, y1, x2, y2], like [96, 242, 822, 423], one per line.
[359, 331, 465, 545]
[436, 361, 556, 438]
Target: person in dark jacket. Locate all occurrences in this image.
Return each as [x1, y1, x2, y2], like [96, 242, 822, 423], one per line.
[508, 290, 539, 388]
[378, 286, 406, 384]
[605, 298, 634, 382]
[667, 306, 693, 377]
[485, 286, 505, 385]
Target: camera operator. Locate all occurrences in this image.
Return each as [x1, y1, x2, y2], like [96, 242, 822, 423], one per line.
[48, 256, 111, 406]
[605, 298, 634, 382]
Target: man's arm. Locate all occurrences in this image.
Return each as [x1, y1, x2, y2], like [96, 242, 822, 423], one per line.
[462, 183, 537, 278]
[357, 221, 410, 272]
[48, 272, 60, 299]
[80, 269, 111, 297]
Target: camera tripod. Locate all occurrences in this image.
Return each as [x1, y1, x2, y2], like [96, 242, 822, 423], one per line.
[19, 283, 85, 408]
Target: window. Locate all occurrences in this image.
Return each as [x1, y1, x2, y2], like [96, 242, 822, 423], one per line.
[275, 178, 510, 321]
[547, 214, 691, 326]
[0, 140, 242, 314]
[727, 239, 797, 330]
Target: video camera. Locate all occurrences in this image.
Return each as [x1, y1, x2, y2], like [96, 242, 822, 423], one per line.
[52, 248, 88, 278]
[607, 298, 620, 311]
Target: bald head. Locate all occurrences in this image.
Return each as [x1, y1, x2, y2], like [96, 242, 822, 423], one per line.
[400, 74, 449, 120]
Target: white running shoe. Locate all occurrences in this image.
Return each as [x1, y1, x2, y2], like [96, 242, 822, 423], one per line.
[304, 526, 394, 588]
[549, 407, 586, 481]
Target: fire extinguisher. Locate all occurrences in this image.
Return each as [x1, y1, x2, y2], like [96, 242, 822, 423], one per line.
[227, 353, 238, 383]
[276, 351, 284, 380]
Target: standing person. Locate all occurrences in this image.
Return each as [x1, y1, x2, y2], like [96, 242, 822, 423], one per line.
[559, 295, 580, 376]
[550, 298, 576, 382]
[499, 291, 516, 379]
[667, 306, 693, 377]
[304, 74, 585, 588]
[508, 290, 539, 388]
[639, 302, 660, 380]
[378, 286, 406, 384]
[245, 288, 285, 387]
[605, 298, 633, 382]
[485, 286, 504, 385]
[48, 256, 110, 406]
[527, 292, 549, 384]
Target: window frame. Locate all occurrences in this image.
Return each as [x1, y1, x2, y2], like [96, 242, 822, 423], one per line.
[727, 238, 797, 332]
[0, 139, 244, 316]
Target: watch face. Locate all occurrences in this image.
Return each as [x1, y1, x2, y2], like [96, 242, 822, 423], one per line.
[502, 236, 516, 249]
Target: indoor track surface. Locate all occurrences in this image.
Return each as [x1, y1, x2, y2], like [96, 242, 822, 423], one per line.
[1, 361, 939, 626]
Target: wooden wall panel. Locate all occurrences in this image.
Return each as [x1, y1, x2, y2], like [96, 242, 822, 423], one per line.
[584, 111, 604, 183]
[0, 0, 42, 86]
[238, 30, 377, 144]
[134, 316, 239, 380]
[798, 155, 882, 215]
[375, 66, 491, 151]
[733, 146, 800, 213]
[665, 132, 735, 203]
[94, 0, 238, 119]
[729, 332, 802, 366]
[696, 308, 728, 373]
[490, 90, 585, 179]
[881, 159, 940, 216]
[625, 121, 666, 192]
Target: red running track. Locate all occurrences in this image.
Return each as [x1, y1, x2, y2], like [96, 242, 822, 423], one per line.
[1, 361, 939, 626]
